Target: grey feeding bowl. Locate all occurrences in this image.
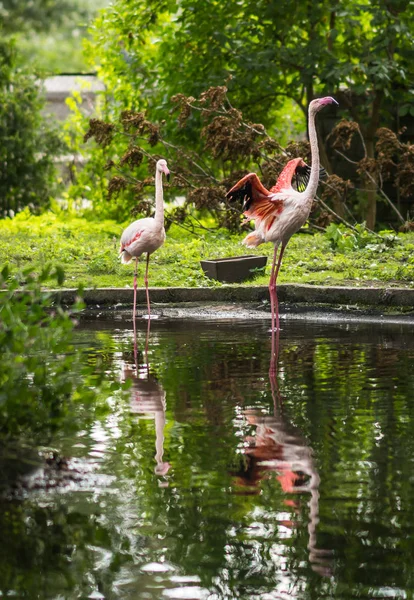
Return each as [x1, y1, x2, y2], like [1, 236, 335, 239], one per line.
[200, 255, 267, 283]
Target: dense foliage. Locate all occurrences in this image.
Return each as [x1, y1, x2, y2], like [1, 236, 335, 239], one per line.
[90, 1, 413, 121]
[84, 0, 414, 229]
[0, 41, 63, 217]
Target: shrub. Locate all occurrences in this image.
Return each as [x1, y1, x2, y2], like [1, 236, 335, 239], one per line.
[0, 264, 98, 443]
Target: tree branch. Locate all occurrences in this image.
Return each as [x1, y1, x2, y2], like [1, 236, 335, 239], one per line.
[317, 196, 360, 231]
[334, 149, 405, 224]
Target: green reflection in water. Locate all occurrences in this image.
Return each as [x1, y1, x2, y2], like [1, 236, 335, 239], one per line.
[1, 317, 414, 600]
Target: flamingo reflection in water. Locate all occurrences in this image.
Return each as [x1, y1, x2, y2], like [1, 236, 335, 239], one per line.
[233, 373, 333, 577]
[269, 325, 281, 375]
[122, 329, 171, 482]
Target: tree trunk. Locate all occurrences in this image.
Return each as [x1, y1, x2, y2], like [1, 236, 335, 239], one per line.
[365, 138, 377, 230]
[361, 90, 383, 230]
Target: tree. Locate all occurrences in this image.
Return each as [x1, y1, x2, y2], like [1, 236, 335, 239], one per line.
[0, 41, 63, 216]
[88, 0, 414, 229]
[1, 0, 109, 73]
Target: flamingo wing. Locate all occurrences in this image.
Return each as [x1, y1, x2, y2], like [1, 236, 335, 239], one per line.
[270, 158, 305, 193]
[226, 173, 271, 211]
[119, 217, 155, 257]
[119, 226, 145, 263]
[270, 158, 327, 194]
[226, 172, 285, 235]
[120, 228, 143, 254]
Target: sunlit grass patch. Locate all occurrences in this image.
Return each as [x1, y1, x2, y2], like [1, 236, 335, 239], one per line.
[0, 211, 413, 289]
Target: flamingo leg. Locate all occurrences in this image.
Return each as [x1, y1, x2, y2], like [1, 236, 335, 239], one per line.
[269, 244, 279, 335]
[144, 253, 152, 356]
[269, 243, 286, 373]
[144, 252, 151, 320]
[273, 242, 286, 329]
[133, 257, 138, 357]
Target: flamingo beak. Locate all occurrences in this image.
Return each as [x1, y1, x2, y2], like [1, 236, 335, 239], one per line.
[319, 96, 338, 106]
[164, 167, 170, 182]
[326, 96, 338, 106]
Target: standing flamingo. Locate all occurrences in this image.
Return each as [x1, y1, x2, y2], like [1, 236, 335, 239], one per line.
[120, 158, 170, 328]
[226, 97, 337, 365]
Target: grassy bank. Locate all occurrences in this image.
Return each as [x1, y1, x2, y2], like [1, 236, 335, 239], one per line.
[1, 210, 414, 289]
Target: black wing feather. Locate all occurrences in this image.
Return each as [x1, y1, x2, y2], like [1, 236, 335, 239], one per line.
[226, 180, 254, 211]
[295, 165, 327, 192]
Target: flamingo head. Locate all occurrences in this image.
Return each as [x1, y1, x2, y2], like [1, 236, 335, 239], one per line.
[309, 96, 338, 113]
[157, 158, 170, 182]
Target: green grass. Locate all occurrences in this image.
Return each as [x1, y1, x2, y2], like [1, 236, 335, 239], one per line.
[1, 209, 414, 289]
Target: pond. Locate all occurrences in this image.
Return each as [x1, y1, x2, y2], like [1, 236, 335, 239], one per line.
[1, 313, 414, 600]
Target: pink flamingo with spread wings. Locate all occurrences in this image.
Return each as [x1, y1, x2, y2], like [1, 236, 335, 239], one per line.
[227, 97, 337, 367]
[120, 159, 170, 328]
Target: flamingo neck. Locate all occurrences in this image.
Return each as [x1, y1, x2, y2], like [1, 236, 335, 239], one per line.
[154, 168, 164, 226]
[305, 106, 320, 201]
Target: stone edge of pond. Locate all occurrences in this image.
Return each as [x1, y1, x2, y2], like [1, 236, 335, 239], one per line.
[49, 284, 414, 312]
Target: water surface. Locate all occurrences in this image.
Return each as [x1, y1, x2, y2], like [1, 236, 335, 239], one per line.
[1, 316, 414, 600]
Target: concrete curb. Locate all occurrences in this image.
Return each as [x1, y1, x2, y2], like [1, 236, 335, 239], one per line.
[49, 283, 414, 309]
